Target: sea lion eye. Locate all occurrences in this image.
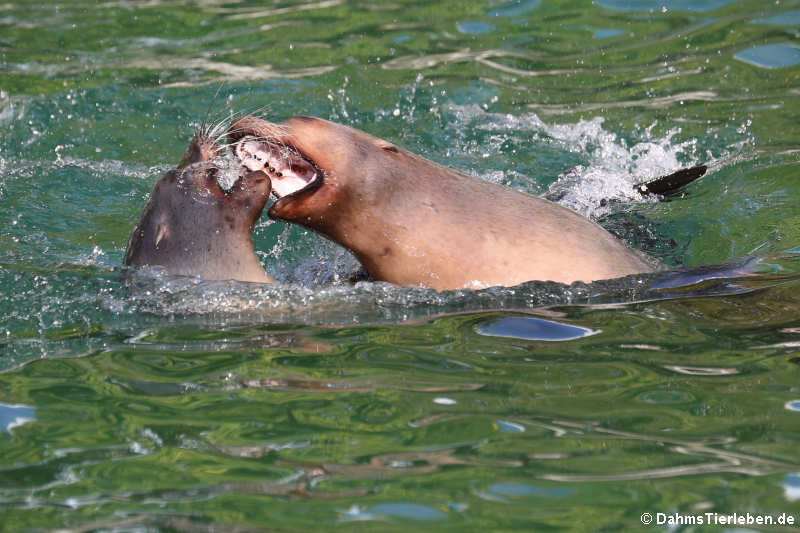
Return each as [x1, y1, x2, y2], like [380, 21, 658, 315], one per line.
[381, 144, 399, 154]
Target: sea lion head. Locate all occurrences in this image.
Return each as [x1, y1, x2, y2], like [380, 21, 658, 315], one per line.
[123, 132, 274, 283]
[227, 115, 412, 231]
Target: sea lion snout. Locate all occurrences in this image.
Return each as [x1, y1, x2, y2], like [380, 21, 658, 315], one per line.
[230, 170, 273, 223]
[228, 116, 324, 207]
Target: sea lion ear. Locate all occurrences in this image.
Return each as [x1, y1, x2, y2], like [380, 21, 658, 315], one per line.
[378, 142, 400, 154]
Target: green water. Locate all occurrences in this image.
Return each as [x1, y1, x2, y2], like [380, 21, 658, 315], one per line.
[2, 1, 800, 531]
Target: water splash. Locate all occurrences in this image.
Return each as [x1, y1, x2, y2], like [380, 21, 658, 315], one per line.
[442, 103, 703, 218]
[112, 255, 778, 326]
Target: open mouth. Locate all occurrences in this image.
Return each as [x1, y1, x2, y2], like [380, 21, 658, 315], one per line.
[233, 136, 321, 199]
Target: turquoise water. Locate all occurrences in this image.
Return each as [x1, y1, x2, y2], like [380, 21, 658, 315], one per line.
[2, 0, 800, 531]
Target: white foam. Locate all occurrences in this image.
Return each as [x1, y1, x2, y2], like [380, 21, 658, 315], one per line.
[214, 152, 244, 190]
[545, 122, 697, 218]
[443, 104, 702, 218]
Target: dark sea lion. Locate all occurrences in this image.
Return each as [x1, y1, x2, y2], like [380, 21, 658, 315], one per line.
[124, 133, 274, 283]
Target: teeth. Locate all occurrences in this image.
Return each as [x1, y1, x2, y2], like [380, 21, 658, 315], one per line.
[234, 136, 316, 198]
[238, 142, 289, 176]
[242, 156, 265, 172]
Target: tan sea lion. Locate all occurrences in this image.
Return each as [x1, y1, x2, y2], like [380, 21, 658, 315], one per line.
[228, 115, 657, 291]
[124, 133, 274, 283]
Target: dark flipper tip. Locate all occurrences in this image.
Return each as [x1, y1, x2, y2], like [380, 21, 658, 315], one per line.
[636, 165, 707, 197]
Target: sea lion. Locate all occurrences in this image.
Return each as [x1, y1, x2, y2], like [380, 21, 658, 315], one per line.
[227, 115, 657, 291]
[124, 132, 274, 283]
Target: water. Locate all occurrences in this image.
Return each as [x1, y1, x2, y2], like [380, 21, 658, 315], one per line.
[2, 0, 800, 531]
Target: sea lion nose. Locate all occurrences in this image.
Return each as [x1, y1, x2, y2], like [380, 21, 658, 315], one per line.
[178, 135, 220, 168]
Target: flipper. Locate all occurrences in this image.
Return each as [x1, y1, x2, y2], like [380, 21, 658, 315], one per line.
[635, 165, 707, 197]
[650, 257, 761, 290]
